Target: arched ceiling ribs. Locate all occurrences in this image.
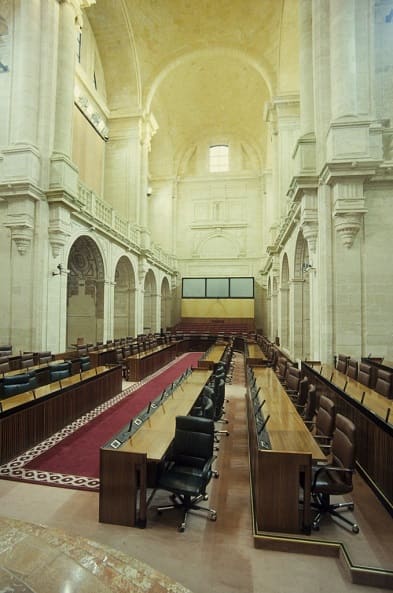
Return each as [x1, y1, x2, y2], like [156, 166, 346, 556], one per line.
[145, 46, 274, 112]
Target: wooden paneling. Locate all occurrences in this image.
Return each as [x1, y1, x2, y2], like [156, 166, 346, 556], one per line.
[0, 366, 122, 464]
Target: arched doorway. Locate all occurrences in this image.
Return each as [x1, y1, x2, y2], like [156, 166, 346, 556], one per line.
[66, 236, 105, 346]
[143, 270, 158, 333]
[114, 256, 136, 338]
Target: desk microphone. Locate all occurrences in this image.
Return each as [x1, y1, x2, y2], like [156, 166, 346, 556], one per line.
[386, 408, 391, 423]
[257, 414, 270, 436]
[127, 418, 134, 432]
[252, 386, 261, 400]
[255, 400, 266, 415]
[361, 392, 366, 404]
[146, 401, 152, 415]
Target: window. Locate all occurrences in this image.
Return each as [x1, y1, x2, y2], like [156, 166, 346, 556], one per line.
[209, 145, 229, 172]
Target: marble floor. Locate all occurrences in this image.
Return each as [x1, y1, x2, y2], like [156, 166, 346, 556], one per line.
[0, 377, 392, 593]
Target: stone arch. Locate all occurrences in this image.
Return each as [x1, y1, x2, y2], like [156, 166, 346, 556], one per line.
[196, 231, 242, 259]
[145, 46, 274, 111]
[114, 255, 137, 339]
[66, 235, 105, 346]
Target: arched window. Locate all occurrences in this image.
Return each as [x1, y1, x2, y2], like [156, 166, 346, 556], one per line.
[209, 144, 229, 172]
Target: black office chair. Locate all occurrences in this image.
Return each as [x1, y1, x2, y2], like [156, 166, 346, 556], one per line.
[155, 415, 217, 532]
[2, 373, 33, 397]
[49, 361, 71, 382]
[79, 355, 91, 372]
[309, 413, 359, 533]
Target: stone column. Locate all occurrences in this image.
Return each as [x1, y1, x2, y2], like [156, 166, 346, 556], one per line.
[317, 183, 334, 364]
[9, 0, 41, 147]
[299, 0, 314, 136]
[53, 0, 79, 157]
[50, 0, 80, 197]
[330, 0, 357, 120]
[139, 113, 158, 249]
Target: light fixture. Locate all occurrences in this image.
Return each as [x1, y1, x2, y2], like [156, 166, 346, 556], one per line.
[52, 263, 70, 276]
[302, 262, 314, 273]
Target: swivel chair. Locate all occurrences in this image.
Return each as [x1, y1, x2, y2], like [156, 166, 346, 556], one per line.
[309, 413, 359, 533]
[79, 355, 91, 372]
[309, 395, 336, 454]
[155, 415, 217, 532]
[301, 384, 317, 425]
[2, 373, 35, 397]
[289, 376, 309, 413]
[49, 361, 71, 382]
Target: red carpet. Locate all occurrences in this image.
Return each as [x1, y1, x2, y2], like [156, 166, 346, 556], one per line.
[0, 353, 202, 491]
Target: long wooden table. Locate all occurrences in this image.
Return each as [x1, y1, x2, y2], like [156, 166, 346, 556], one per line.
[125, 343, 178, 381]
[0, 365, 122, 464]
[245, 342, 267, 366]
[197, 343, 228, 369]
[303, 362, 393, 515]
[247, 366, 325, 534]
[99, 367, 212, 528]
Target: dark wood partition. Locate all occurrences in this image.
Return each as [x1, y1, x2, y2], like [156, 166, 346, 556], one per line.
[0, 365, 122, 464]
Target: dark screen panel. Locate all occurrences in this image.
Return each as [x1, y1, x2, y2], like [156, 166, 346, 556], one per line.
[206, 278, 229, 298]
[182, 278, 206, 298]
[229, 277, 254, 298]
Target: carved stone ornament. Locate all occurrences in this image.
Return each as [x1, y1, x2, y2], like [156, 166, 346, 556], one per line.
[8, 224, 33, 255]
[301, 220, 318, 253]
[48, 229, 70, 258]
[333, 211, 363, 248]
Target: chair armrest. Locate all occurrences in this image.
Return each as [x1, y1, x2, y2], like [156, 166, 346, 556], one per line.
[312, 465, 354, 488]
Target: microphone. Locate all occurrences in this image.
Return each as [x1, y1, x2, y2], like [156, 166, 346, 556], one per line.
[255, 400, 266, 415]
[252, 386, 261, 400]
[257, 414, 270, 436]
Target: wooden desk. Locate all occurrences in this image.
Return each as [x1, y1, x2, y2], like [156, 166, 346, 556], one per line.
[125, 343, 178, 381]
[246, 343, 267, 366]
[198, 343, 228, 369]
[99, 368, 212, 528]
[303, 362, 393, 515]
[247, 367, 325, 534]
[0, 365, 122, 464]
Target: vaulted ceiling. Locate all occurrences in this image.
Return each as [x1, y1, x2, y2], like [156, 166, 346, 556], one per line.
[87, 0, 300, 168]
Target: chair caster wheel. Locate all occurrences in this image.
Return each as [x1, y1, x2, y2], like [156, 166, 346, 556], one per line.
[203, 493, 209, 500]
[209, 511, 217, 521]
[352, 524, 359, 534]
[178, 524, 185, 533]
[348, 504, 354, 511]
[312, 522, 320, 531]
[213, 472, 219, 478]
